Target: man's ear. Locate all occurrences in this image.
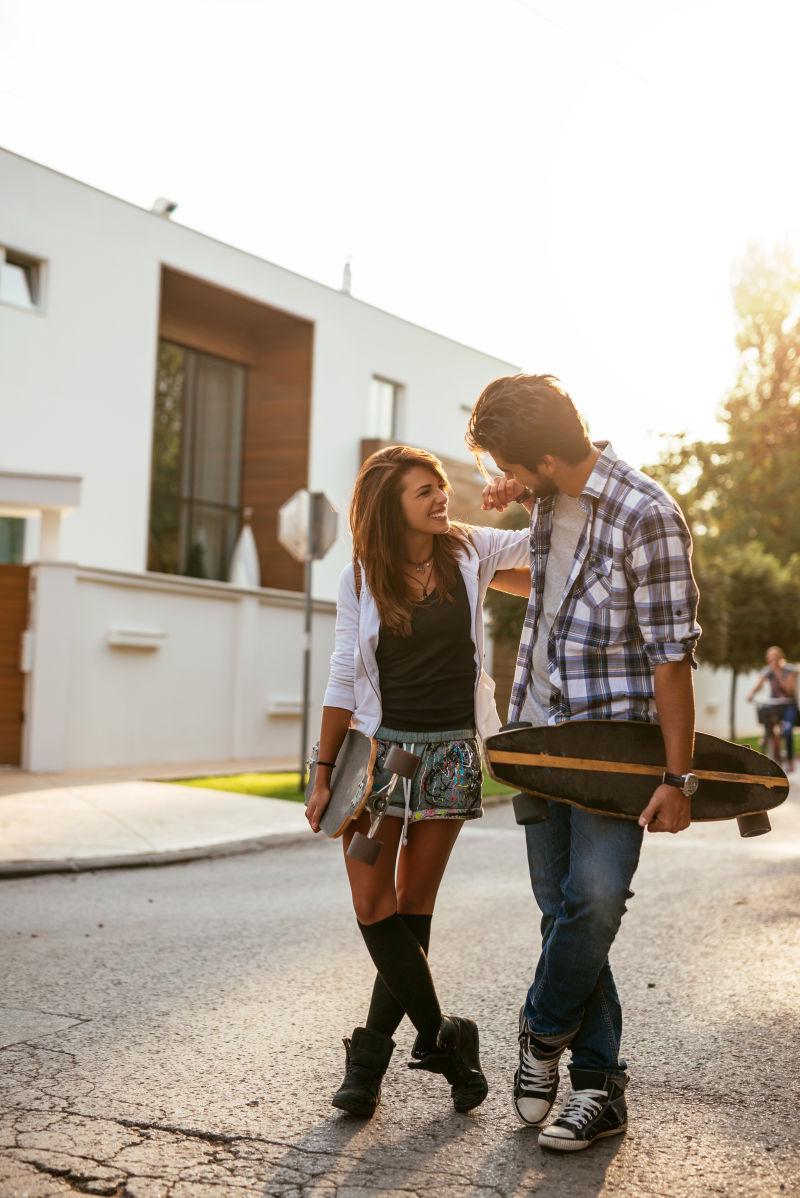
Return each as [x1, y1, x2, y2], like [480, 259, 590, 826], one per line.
[538, 455, 558, 477]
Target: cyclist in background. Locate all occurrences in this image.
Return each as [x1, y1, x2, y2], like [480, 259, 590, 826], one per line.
[747, 646, 798, 774]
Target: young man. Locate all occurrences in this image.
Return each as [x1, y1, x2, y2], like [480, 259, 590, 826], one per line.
[467, 374, 701, 1152]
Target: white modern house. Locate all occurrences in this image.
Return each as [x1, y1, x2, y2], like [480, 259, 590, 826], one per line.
[0, 149, 517, 773]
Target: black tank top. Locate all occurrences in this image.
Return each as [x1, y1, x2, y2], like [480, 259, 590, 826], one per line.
[375, 571, 476, 732]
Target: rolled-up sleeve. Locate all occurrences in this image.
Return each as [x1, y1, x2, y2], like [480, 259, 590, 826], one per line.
[322, 565, 358, 710]
[625, 504, 701, 667]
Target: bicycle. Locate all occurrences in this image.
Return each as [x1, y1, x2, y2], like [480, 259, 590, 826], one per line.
[755, 698, 792, 766]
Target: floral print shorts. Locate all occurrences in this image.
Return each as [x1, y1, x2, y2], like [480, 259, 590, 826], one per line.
[370, 725, 483, 823]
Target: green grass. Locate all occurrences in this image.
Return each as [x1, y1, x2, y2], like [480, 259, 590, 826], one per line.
[172, 769, 515, 802]
[176, 771, 308, 801]
[736, 729, 798, 755]
[172, 727, 800, 802]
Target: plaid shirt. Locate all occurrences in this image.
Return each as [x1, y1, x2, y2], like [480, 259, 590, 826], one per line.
[509, 442, 701, 725]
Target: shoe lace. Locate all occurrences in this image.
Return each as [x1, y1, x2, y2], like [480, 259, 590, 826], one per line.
[557, 1087, 607, 1129]
[518, 1030, 560, 1091]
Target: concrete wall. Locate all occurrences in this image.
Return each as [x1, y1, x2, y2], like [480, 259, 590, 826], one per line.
[1, 149, 517, 601]
[22, 562, 335, 772]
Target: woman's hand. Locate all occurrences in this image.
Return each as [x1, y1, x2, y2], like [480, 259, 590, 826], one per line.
[481, 476, 529, 512]
[305, 782, 332, 833]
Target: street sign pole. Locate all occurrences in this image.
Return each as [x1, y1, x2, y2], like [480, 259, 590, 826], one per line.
[299, 552, 313, 792]
[277, 488, 339, 794]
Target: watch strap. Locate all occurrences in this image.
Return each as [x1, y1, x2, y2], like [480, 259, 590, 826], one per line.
[662, 771, 687, 789]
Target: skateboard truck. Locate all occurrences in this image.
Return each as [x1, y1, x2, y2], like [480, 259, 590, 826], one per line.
[736, 811, 771, 837]
[512, 792, 550, 826]
[499, 724, 552, 827]
[346, 744, 422, 866]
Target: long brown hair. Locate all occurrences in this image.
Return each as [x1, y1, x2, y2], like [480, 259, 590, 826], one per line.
[350, 445, 472, 635]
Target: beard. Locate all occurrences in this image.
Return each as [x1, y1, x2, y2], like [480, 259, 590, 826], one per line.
[530, 474, 558, 499]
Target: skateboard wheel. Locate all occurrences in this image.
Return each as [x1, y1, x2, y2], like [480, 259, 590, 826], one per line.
[512, 792, 549, 826]
[736, 811, 771, 838]
[347, 832, 383, 865]
[384, 745, 421, 780]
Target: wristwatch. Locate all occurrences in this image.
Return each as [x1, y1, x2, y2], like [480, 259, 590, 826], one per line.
[514, 487, 533, 506]
[662, 770, 699, 797]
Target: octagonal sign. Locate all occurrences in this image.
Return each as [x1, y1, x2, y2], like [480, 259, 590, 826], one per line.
[278, 489, 338, 563]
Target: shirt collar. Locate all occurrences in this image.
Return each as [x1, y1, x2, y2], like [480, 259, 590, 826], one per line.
[580, 441, 618, 503]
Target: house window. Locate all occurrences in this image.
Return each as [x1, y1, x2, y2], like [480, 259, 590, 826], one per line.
[368, 376, 402, 440]
[0, 247, 43, 310]
[0, 518, 25, 564]
[147, 341, 246, 581]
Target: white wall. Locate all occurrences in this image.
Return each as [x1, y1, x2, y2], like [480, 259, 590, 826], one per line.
[694, 664, 762, 739]
[1, 149, 517, 600]
[23, 562, 335, 772]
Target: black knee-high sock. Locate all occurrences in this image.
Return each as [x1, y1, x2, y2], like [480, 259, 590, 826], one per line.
[358, 914, 440, 1049]
[366, 913, 432, 1037]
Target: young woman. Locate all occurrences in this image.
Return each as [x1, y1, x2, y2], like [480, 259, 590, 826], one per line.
[306, 445, 530, 1118]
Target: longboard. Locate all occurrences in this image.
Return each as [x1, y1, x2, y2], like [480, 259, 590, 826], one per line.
[485, 720, 789, 837]
[305, 729, 420, 863]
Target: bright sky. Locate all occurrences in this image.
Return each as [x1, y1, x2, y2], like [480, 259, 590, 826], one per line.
[2, 0, 799, 467]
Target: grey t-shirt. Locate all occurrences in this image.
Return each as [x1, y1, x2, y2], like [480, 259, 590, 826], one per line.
[522, 492, 586, 727]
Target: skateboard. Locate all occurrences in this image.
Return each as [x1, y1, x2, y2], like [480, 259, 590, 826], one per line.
[305, 729, 421, 865]
[485, 720, 789, 838]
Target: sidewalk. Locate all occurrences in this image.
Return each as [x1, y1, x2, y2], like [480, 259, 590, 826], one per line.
[0, 759, 516, 879]
[0, 763, 309, 878]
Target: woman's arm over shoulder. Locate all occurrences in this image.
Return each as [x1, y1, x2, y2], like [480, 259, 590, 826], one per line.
[468, 523, 531, 574]
[489, 567, 531, 597]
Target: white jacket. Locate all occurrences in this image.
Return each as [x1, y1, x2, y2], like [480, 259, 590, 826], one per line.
[322, 525, 530, 741]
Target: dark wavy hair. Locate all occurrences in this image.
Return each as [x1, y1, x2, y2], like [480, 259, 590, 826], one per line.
[466, 373, 591, 471]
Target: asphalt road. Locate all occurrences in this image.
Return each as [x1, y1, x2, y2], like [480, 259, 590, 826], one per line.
[2, 790, 799, 1198]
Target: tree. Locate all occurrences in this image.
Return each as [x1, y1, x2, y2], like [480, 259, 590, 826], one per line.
[699, 546, 800, 739]
[484, 506, 529, 650]
[649, 243, 800, 560]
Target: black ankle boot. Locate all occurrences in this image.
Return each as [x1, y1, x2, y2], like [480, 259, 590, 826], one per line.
[408, 1015, 489, 1113]
[331, 1027, 395, 1117]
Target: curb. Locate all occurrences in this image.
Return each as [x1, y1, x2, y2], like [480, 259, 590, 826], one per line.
[0, 792, 514, 881]
[0, 829, 310, 880]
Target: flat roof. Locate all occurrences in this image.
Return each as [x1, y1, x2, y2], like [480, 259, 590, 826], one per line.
[1, 146, 520, 370]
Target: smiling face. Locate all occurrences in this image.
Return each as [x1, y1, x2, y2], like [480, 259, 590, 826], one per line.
[398, 465, 450, 536]
[491, 453, 558, 499]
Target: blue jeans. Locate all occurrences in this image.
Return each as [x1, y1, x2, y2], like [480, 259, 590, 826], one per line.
[523, 801, 643, 1077]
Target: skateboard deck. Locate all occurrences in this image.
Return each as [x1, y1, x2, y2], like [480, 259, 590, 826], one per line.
[306, 729, 378, 839]
[485, 720, 789, 832]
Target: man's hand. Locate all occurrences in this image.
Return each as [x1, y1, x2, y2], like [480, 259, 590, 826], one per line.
[481, 477, 528, 512]
[305, 783, 332, 833]
[638, 783, 691, 833]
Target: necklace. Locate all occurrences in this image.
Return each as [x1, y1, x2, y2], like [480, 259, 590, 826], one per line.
[404, 561, 434, 598]
[405, 556, 432, 574]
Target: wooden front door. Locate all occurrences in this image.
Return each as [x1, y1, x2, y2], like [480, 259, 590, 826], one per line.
[0, 565, 30, 766]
